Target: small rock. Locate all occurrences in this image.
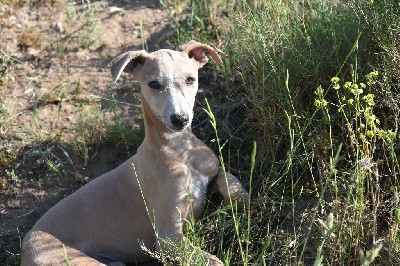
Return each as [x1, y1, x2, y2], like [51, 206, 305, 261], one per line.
[76, 50, 88, 60]
[109, 6, 124, 14]
[55, 21, 64, 33]
[27, 48, 40, 56]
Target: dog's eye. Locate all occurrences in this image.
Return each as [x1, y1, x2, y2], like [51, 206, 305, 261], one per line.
[186, 77, 195, 85]
[148, 81, 162, 90]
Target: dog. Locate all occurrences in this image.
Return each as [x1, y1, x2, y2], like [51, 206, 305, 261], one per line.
[21, 40, 249, 265]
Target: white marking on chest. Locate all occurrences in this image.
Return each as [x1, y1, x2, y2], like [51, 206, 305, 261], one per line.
[189, 169, 210, 211]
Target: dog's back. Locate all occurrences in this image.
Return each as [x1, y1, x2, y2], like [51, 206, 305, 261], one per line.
[21, 157, 155, 265]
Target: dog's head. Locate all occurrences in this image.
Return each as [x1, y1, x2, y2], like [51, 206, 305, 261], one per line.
[110, 40, 223, 131]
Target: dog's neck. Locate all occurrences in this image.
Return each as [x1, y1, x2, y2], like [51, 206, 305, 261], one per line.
[141, 95, 192, 153]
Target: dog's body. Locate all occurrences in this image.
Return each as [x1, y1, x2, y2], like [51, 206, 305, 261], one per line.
[21, 41, 248, 265]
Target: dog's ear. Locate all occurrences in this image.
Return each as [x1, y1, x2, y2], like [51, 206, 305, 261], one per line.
[110, 50, 148, 85]
[181, 40, 223, 68]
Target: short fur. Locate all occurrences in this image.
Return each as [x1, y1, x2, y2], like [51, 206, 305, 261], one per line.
[21, 41, 248, 265]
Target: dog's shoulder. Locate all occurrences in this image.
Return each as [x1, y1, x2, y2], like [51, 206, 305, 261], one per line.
[187, 136, 219, 178]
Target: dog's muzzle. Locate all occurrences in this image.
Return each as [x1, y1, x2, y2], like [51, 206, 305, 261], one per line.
[170, 114, 189, 130]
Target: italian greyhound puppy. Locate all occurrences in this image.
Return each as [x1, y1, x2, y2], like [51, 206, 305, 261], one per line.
[21, 40, 249, 265]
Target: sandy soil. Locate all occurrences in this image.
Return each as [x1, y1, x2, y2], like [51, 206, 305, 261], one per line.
[0, 1, 175, 264]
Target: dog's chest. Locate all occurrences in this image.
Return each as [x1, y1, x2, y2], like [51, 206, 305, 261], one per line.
[182, 142, 219, 217]
[188, 167, 210, 217]
[189, 167, 209, 200]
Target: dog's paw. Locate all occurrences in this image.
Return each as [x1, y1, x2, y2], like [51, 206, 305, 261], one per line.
[202, 251, 224, 266]
[216, 171, 250, 208]
[228, 186, 250, 208]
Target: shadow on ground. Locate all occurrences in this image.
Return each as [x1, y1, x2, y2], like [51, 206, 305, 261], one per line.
[0, 0, 174, 264]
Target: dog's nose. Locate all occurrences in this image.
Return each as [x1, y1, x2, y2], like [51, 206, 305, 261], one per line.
[170, 114, 189, 129]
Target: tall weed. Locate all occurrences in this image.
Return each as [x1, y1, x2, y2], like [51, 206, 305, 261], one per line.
[170, 0, 400, 264]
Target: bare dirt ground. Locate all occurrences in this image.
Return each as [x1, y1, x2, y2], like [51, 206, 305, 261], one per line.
[0, 1, 178, 264]
[0, 1, 325, 265]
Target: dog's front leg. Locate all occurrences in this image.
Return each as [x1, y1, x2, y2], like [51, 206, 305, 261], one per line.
[152, 202, 223, 265]
[215, 168, 249, 207]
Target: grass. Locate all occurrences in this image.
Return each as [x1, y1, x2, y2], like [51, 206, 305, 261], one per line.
[64, 0, 105, 49]
[0, 49, 20, 88]
[161, 0, 400, 265]
[0, 0, 138, 172]
[38, 0, 107, 55]
[1, 0, 399, 265]
[0, 1, 145, 264]
[72, 95, 143, 166]
[0, 97, 13, 136]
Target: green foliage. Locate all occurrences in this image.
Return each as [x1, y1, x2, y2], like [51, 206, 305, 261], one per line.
[73, 103, 109, 165]
[359, 243, 383, 266]
[0, 49, 20, 87]
[168, 0, 400, 265]
[314, 213, 336, 266]
[1, 0, 397, 264]
[224, 1, 367, 158]
[0, 97, 13, 134]
[105, 93, 144, 153]
[309, 71, 397, 263]
[53, 0, 106, 52]
[73, 95, 143, 165]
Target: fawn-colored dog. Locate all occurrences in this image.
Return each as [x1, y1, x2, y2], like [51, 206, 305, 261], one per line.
[21, 40, 248, 265]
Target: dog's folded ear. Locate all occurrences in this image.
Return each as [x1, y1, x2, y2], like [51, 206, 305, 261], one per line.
[181, 40, 223, 68]
[110, 50, 148, 85]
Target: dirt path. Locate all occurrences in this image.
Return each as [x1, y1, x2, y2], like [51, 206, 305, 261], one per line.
[0, 1, 174, 264]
